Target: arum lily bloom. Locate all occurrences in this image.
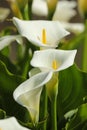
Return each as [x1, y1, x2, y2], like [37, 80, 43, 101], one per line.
[0, 35, 22, 50]
[30, 49, 77, 72]
[52, 1, 85, 34]
[13, 17, 69, 48]
[32, 0, 48, 16]
[52, 1, 84, 34]
[0, 117, 30, 130]
[0, 7, 10, 22]
[32, 0, 76, 21]
[30, 49, 77, 101]
[32, 0, 83, 34]
[52, 0, 77, 22]
[30, 49, 77, 129]
[13, 71, 52, 124]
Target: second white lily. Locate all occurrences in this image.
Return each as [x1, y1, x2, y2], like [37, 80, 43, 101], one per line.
[30, 49, 77, 100]
[30, 49, 77, 72]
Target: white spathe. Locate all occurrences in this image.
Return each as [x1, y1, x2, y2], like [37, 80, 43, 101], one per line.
[13, 71, 53, 124]
[32, 0, 76, 22]
[0, 117, 30, 130]
[0, 35, 23, 50]
[52, 1, 84, 33]
[52, 0, 77, 22]
[13, 17, 69, 48]
[32, 0, 83, 33]
[30, 49, 77, 72]
[32, 0, 48, 16]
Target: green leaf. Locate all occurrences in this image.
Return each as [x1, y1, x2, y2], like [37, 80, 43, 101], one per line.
[66, 103, 87, 130]
[0, 109, 6, 119]
[58, 64, 87, 127]
[0, 60, 25, 92]
[60, 32, 85, 50]
[0, 52, 18, 74]
[0, 60, 30, 122]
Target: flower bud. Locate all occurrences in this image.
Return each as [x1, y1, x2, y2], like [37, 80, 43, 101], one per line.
[46, 73, 59, 101]
[16, 0, 28, 10]
[7, 0, 23, 19]
[46, 0, 58, 19]
[78, 0, 87, 19]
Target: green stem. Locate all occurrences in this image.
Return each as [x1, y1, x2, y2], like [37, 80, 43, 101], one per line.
[82, 20, 87, 72]
[28, 0, 33, 20]
[41, 86, 48, 130]
[51, 96, 57, 130]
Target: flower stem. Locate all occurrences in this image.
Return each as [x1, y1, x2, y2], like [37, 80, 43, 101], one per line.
[28, 0, 33, 20]
[43, 87, 48, 130]
[82, 20, 87, 72]
[40, 86, 48, 130]
[51, 96, 57, 130]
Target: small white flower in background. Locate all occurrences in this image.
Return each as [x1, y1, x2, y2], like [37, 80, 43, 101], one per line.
[52, 0, 77, 22]
[32, 0, 48, 16]
[0, 35, 23, 50]
[13, 17, 69, 48]
[52, 0, 84, 33]
[32, 0, 84, 33]
[0, 7, 10, 22]
[30, 49, 77, 72]
[0, 117, 30, 130]
[13, 71, 52, 124]
[32, 0, 76, 21]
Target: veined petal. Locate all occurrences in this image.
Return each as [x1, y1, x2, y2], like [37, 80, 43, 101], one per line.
[0, 35, 23, 50]
[30, 49, 77, 72]
[13, 17, 69, 48]
[32, 0, 48, 16]
[0, 117, 30, 130]
[0, 7, 10, 22]
[13, 71, 53, 124]
[53, 1, 77, 22]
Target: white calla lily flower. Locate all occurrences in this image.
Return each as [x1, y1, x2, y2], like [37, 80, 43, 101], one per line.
[52, 0, 77, 22]
[13, 17, 69, 48]
[13, 71, 53, 124]
[30, 49, 77, 101]
[52, 1, 84, 33]
[30, 49, 77, 72]
[0, 7, 10, 22]
[0, 35, 22, 50]
[32, 0, 76, 22]
[32, 0, 83, 33]
[0, 117, 30, 130]
[32, 0, 48, 16]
